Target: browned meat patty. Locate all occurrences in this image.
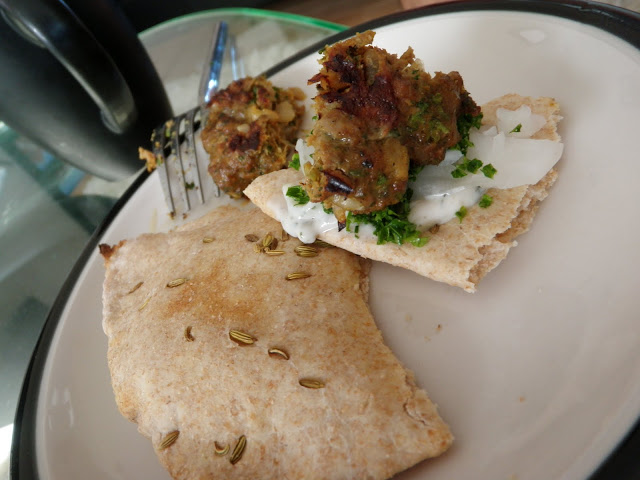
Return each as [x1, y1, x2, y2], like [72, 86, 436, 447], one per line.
[201, 76, 305, 198]
[304, 31, 479, 221]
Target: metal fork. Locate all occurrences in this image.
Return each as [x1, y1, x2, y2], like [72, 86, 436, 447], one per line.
[151, 21, 241, 216]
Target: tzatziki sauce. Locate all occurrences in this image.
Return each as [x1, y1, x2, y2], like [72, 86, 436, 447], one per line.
[271, 104, 562, 242]
[268, 185, 338, 243]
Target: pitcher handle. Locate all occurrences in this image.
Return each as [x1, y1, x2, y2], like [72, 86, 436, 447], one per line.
[1, 0, 137, 133]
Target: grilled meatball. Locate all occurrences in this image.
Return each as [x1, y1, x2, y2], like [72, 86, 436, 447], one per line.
[201, 76, 305, 198]
[305, 31, 479, 220]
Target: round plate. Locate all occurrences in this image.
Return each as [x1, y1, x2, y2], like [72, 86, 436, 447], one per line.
[11, 2, 640, 479]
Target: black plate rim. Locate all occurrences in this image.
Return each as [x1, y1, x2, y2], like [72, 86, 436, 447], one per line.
[11, 1, 640, 478]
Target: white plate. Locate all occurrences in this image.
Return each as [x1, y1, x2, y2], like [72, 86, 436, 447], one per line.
[12, 2, 640, 479]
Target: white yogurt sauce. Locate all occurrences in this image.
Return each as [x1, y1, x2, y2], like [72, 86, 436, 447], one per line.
[408, 185, 485, 227]
[272, 105, 563, 241]
[269, 184, 338, 243]
[407, 105, 561, 228]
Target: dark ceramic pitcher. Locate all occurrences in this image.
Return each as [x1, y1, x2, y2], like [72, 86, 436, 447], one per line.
[0, 0, 173, 180]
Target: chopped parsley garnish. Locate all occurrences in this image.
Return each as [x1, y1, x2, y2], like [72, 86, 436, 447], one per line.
[451, 157, 486, 178]
[286, 185, 309, 206]
[451, 167, 467, 178]
[455, 206, 468, 222]
[479, 194, 493, 208]
[407, 99, 452, 138]
[408, 100, 429, 130]
[465, 158, 483, 174]
[185, 181, 195, 190]
[454, 112, 483, 154]
[345, 188, 429, 247]
[481, 164, 497, 179]
[432, 120, 450, 134]
[322, 205, 333, 215]
[510, 123, 522, 133]
[408, 164, 424, 182]
[289, 153, 300, 170]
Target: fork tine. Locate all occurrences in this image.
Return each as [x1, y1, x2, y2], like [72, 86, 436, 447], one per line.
[184, 107, 205, 204]
[169, 114, 190, 211]
[192, 107, 220, 198]
[152, 21, 233, 215]
[152, 123, 176, 214]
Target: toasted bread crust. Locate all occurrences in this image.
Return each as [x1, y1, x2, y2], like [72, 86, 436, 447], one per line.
[101, 207, 452, 479]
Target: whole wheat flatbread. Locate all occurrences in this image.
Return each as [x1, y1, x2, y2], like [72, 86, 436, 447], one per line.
[100, 206, 452, 479]
[244, 94, 561, 292]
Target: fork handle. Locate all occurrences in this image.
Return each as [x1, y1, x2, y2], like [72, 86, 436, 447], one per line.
[199, 21, 228, 105]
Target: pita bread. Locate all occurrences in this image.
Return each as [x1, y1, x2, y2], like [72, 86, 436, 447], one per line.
[100, 206, 452, 479]
[244, 94, 561, 292]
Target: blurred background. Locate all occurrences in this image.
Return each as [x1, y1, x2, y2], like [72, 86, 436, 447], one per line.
[117, 0, 640, 29]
